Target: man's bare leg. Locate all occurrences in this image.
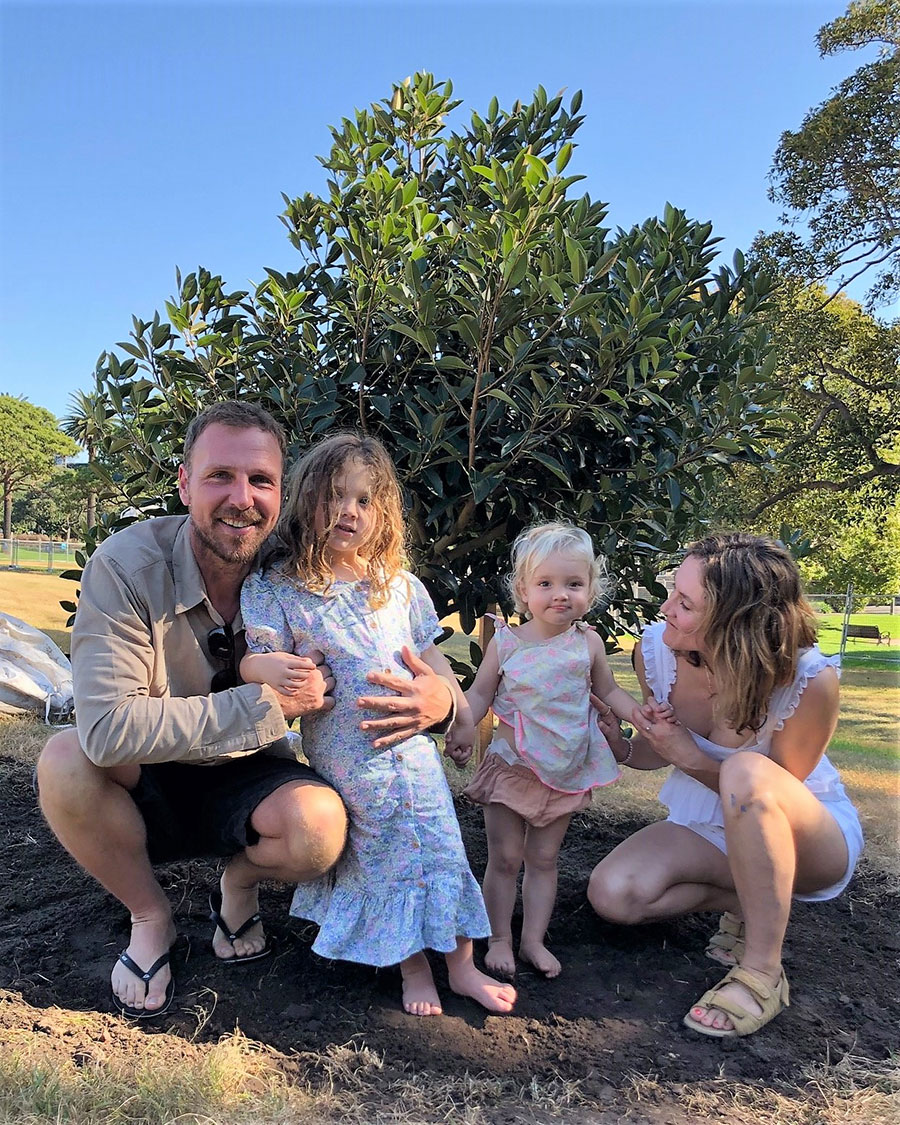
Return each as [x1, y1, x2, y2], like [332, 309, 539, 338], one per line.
[210, 780, 347, 960]
[37, 730, 175, 1014]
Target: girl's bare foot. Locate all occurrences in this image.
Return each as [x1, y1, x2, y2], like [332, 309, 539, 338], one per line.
[484, 935, 516, 979]
[400, 952, 442, 1016]
[111, 912, 177, 1013]
[448, 960, 517, 1013]
[519, 940, 561, 978]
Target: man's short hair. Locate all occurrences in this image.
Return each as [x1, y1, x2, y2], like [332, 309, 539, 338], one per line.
[183, 401, 287, 467]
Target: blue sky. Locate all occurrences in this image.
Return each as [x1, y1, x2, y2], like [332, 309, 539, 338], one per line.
[1, 1, 857, 428]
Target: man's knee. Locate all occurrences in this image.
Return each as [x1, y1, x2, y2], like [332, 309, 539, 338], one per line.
[36, 727, 87, 807]
[258, 782, 347, 876]
[587, 859, 651, 925]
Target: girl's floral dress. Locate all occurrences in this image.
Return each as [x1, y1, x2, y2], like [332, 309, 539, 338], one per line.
[241, 566, 489, 966]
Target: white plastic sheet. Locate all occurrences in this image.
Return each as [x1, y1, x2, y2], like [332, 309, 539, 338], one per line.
[0, 612, 74, 723]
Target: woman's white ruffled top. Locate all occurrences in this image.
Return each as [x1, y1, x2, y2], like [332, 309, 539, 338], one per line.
[640, 621, 846, 829]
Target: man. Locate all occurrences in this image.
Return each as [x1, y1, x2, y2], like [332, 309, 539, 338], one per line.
[36, 402, 455, 1018]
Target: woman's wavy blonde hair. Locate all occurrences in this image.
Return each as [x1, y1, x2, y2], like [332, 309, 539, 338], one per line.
[685, 533, 818, 733]
[507, 522, 609, 616]
[276, 433, 406, 608]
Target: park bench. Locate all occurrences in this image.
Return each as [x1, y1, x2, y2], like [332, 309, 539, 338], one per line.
[844, 624, 891, 644]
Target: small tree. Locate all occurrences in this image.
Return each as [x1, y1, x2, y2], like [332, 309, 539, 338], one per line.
[76, 76, 779, 636]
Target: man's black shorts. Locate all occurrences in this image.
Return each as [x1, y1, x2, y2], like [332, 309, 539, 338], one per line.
[130, 747, 332, 864]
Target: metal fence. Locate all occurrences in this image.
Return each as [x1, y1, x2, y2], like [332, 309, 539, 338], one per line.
[0, 538, 82, 571]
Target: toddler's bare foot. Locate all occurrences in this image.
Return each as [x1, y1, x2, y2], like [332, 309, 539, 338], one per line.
[400, 953, 442, 1016]
[111, 912, 177, 1014]
[519, 941, 561, 978]
[484, 935, 516, 979]
[448, 961, 517, 1013]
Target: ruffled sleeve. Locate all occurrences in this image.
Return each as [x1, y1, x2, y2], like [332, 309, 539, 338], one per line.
[768, 646, 842, 735]
[241, 569, 296, 654]
[639, 621, 676, 704]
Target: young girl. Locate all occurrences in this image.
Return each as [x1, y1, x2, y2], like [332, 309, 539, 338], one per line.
[239, 433, 516, 1018]
[446, 523, 669, 980]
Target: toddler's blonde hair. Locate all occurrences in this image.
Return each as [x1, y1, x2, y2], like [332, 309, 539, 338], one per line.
[507, 522, 609, 616]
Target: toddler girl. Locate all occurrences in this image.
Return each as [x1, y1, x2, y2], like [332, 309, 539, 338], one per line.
[239, 433, 516, 1017]
[447, 523, 669, 979]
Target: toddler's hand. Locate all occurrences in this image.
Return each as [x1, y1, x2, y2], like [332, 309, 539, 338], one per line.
[444, 742, 473, 768]
[647, 699, 678, 725]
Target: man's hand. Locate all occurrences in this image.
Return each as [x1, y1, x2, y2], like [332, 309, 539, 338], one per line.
[273, 651, 335, 722]
[357, 646, 454, 749]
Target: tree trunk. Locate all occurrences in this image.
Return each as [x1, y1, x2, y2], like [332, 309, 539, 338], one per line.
[3, 486, 11, 541]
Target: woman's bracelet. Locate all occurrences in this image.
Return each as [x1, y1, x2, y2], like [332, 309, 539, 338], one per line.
[618, 737, 634, 767]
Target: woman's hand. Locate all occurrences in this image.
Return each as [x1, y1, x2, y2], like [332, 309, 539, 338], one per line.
[631, 702, 709, 772]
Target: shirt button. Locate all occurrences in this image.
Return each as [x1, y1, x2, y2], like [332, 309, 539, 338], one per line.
[412, 840, 420, 849]
[418, 881, 426, 888]
[404, 801, 411, 809]
[396, 753, 404, 762]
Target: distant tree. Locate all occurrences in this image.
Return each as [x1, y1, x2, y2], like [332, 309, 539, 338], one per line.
[724, 245, 900, 517]
[11, 465, 110, 540]
[0, 396, 78, 540]
[795, 491, 900, 609]
[76, 75, 780, 638]
[769, 0, 900, 306]
[61, 390, 111, 532]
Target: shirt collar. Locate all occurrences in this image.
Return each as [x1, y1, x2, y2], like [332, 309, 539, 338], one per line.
[172, 518, 210, 616]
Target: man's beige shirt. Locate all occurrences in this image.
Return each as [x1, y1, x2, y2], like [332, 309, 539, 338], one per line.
[72, 515, 287, 767]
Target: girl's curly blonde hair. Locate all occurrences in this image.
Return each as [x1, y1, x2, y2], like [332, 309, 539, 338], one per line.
[507, 522, 609, 616]
[275, 433, 406, 608]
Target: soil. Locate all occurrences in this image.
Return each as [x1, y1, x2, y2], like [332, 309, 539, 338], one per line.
[1, 752, 897, 1124]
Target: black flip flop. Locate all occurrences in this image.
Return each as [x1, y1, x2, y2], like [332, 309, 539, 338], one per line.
[111, 949, 175, 1020]
[208, 889, 272, 964]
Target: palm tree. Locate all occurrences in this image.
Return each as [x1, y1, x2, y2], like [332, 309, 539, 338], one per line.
[61, 390, 108, 533]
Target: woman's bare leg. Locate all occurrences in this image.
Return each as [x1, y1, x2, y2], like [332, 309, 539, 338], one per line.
[519, 814, 572, 977]
[588, 821, 738, 925]
[481, 803, 526, 977]
[688, 752, 850, 1032]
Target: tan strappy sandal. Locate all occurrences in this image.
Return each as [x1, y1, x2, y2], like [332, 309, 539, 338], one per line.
[705, 911, 745, 966]
[683, 965, 790, 1038]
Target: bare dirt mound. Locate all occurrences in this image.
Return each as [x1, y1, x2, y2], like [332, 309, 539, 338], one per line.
[1, 753, 897, 1121]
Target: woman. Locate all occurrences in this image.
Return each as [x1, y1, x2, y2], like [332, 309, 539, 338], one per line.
[587, 533, 863, 1038]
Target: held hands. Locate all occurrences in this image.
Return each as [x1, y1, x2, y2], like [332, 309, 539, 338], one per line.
[245, 649, 335, 723]
[252, 652, 320, 696]
[630, 699, 707, 771]
[589, 693, 633, 760]
[357, 646, 454, 749]
[444, 717, 475, 769]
